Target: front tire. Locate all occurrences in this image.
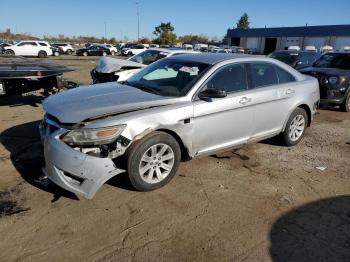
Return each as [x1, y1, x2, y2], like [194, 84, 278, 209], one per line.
[128, 51, 133, 56]
[111, 51, 115, 56]
[126, 132, 181, 191]
[281, 108, 308, 146]
[6, 49, 15, 55]
[83, 51, 88, 56]
[66, 49, 73, 55]
[340, 93, 350, 112]
[102, 51, 107, 56]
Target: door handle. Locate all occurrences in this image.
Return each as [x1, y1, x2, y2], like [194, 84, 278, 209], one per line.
[239, 97, 252, 104]
[286, 89, 295, 95]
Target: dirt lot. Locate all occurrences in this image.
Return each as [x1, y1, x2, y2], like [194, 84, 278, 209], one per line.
[0, 55, 349, 262]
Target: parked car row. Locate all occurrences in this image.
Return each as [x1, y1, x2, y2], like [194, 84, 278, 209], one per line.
[287, 45, 350, 54]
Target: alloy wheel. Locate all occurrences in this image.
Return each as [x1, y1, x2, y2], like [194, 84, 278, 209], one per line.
[289, 114, 305, 142]
[138, 143, 175, 184]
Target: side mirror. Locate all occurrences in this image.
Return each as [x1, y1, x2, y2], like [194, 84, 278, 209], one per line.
[198, 88, 227, 100]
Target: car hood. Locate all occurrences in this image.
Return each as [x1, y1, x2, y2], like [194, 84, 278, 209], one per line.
[43, 83, 179, 124]
[300, 67, 350, 76]
[95, 57, 146, 73]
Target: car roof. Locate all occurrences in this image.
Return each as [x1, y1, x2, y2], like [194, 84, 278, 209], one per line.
[148, 48, 198, 54]
[165, 53, 261, 65]
[273, 50, 319, 54]
[322, 52, 350, 55]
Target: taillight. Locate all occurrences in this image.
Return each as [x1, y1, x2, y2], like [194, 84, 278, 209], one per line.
[56, 75, 65, 88]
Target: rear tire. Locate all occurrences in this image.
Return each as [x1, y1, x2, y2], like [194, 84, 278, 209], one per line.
[111, 51, 115, 56]
[340, 93, 350, 112]
[53, 51, 60, 57]
[66, 49, 73, 55]
[102, 51, 107, 56]
[281, 108, 308, 146]
[126, 132, 181, 191]
[83, 51, 88, 56]
[128, 51, 133, 56]
[38, 51, 47, 58]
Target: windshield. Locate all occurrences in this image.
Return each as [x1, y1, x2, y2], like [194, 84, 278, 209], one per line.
[129, 50, 169, 65]
[269, 52, 298, 65]
[313, 53, 350, 70]
[126, 59, 210, 97]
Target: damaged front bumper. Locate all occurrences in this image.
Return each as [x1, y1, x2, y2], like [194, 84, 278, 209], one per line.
[40, 128, 125, 199]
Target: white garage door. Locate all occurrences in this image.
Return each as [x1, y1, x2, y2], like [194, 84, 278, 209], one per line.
[285, 37, 300, 47]
[334, 37, 350, 51]
[305, 37, 325, 50]
[246, 37, 258, 49]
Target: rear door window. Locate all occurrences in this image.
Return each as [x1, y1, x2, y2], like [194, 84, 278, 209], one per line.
[18, 42, 37, 46]
[249, 63, 295, 88]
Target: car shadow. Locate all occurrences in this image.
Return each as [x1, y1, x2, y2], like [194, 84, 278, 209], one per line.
[107, 173, 137, 191]
[318, 105, 344, 112]
[270, 196, 350, 262]
[0, 120, 79, 201]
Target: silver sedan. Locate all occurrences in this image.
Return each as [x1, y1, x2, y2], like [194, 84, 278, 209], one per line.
[40, 53, 320, 199]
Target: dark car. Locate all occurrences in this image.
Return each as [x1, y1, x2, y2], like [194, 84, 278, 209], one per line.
[76, 45, 111, 56]
[269, 50, 321, 70]
[50, 46, 64, 56]
[300, 52, 350, 112]
[0, 43, 11, 54]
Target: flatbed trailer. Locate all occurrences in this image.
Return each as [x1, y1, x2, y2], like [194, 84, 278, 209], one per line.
[0, 56, 75, 95]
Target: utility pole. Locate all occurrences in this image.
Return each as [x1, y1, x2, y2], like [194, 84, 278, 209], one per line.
[104, 21, 107, 42]
[136, 2, 140, 42]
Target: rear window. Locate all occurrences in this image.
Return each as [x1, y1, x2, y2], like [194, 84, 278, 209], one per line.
[314, 53, 350, 70]
[129, 50, 168, 65]
[39, 42, 48, 46]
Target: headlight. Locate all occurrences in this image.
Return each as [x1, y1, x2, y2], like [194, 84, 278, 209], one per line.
[328, 76, 338, 85]
[62, 125, 125, 146]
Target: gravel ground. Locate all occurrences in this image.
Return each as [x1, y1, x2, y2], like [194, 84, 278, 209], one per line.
[0, 55, 349, 262]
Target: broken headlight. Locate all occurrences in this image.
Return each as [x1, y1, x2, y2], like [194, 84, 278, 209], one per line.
[62, 125, 126, 146]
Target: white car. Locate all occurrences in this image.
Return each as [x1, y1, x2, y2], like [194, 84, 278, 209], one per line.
[304, 45, 317, 52]
[122, 44, 147, 56]
[5, 41, 53, 57]
[288, 46, 301, 51]
[91, 48, 199, 83]
[320, 45, 334, 54]
[52, 43, 74, 54]
[102, 44, 118, 56]
[341, 46, 350, 52]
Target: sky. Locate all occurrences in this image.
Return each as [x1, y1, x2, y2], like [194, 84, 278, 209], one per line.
[1, 0, 350, 41]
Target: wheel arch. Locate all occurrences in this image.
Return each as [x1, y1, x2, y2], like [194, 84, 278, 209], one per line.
[131, 128, 191, 161]
[297, 104, 312, 127]
[282, 103, 312, 131]
[155, 129, 191, 161]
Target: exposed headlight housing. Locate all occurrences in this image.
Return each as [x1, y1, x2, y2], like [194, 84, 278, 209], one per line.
[328, 76, 338, 85]
[62, 125, 126, 146]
